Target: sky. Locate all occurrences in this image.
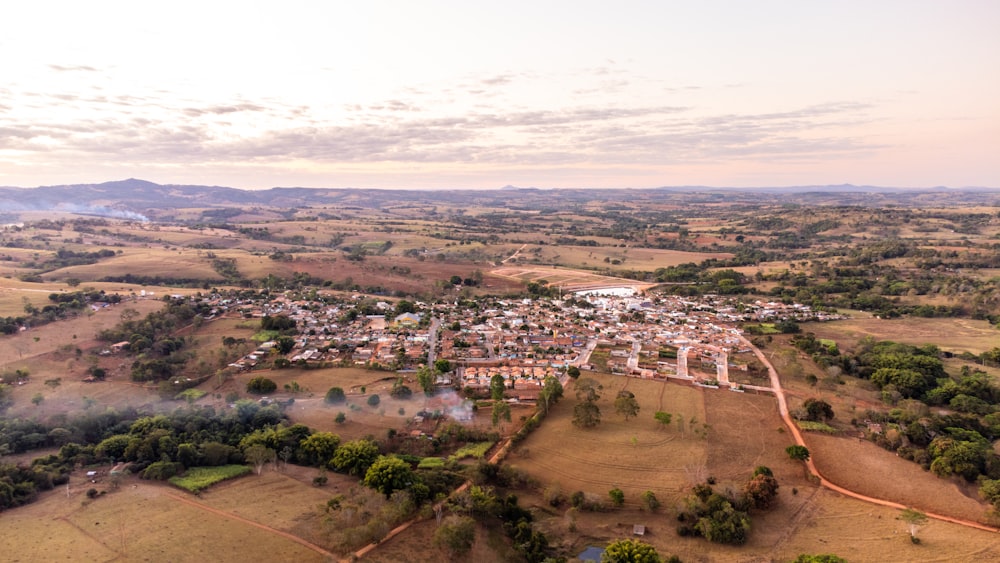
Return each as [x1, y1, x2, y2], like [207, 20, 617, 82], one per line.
[1, 1, 997, 190]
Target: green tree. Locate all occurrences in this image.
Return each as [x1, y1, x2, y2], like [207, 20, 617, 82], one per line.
[434, 515, 476, 556]
[417, 365, 435, 395]
[31, 393, 44, 406]
[367, 394, 381, 407]
[614, 390, 640, 421]
[539, 375, 564, 414]
[335, 411, 346, 424]
[572, 400, 602, 429]
[492, 400, 511, 430]
[299, 432, 340, 467]
[566, 365, 581, 379]
[325, 386, 346, 404]
[602, 538, 662, 563]
[490, 373, 506, 401]
[653, 411, 673, 429]
[608, 487, 625, 507]
[363, 455, 416, 498]
[434, 358, 452, 373]
[802, 398, 834, 421]
[390, 378, 413, 399]
[640, 490, 660, 511]
[275, 335, 296, 354]
[979, 478, 1000, 509]
[331, 439, 380, 476]
[786, 445, 810, 462]
[246, 377, 277, 394]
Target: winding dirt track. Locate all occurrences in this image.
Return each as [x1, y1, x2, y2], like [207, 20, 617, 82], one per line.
[740, 335, 999, 534]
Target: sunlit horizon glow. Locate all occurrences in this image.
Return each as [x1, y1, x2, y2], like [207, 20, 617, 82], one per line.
[1, 1, 997, 190]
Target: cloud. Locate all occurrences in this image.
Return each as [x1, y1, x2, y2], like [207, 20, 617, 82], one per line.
[0, 77, 884, 174]
[48, 64, 100, 72]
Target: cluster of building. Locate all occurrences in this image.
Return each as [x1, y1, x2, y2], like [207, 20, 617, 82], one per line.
[196, 288, 835, 396]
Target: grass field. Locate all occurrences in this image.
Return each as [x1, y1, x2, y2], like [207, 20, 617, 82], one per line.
[508, 374, 710, 506]
[0, 474, 329, 562]
[169, 465, 252, 493]
[804, 317, 999, 355]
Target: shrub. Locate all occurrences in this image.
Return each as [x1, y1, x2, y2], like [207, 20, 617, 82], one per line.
[367, 394, 381, 407]
[325, 386, 346, 404]
[246, 377, 277, 394]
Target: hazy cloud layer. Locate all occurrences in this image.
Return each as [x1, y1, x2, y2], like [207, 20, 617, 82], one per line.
[0, 80, 880, 174]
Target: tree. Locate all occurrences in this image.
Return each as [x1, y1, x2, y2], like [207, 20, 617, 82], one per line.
[566, 365, 581, 379]
[363, 455, 416, 498]
[899, 508, 927, 543]
[608, 487, 625, 507]
[575, 378, 602, 402]
[367, 394, 381, 407]
[602, 538, 662, 563]
[417, 365, 435, 395]
[490, 373, 506, 401]
[539, 375, 564, 414]
[331, 439, 380, 476]
[434, 358, 452, 374]
[390, 378, 413, 399]
[275, 335, 295, 355]
[802, 398, 834, 421]
[246, 377, 277, 394]
[744, 473, 780, 509]
[614, 390, 640, 421]
[335, 412, 346, 424]
[31, 393, 44, 406]
[640, 490, 660, 511]
[325, 386, 346, 404]
[572, 400, 602, 429]
[434, 515, 476, 556]
[979, 478, 1000, 510]
[492, 400, 511, 430]
[653, 411, 673, 429]
[299, 432, 340, 467]
[244, 444, 276, 476]
[786, 445, 810, 462]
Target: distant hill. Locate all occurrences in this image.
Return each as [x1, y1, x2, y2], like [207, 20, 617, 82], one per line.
[1, 179, 997, 222]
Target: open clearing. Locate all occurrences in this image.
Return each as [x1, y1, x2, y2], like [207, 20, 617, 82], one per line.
[491, 265, 654, 292]
[804, 317, 999, 355]
[0, 474, 328, 563]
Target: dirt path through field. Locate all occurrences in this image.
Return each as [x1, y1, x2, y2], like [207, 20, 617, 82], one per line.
[163, 492, 337, 559]
[742, 335, 1000, 534]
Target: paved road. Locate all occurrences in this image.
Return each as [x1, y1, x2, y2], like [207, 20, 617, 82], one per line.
[426, 317, 440, 365]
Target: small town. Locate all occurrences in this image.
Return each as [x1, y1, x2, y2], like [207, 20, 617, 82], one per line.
[197, 286, 839, 398]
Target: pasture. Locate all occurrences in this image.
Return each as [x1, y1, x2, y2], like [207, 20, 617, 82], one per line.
[0, 474, 329, 563]
[804, 317, 999, 355]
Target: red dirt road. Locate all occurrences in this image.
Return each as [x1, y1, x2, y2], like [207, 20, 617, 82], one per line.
[741, 335, 999, 535]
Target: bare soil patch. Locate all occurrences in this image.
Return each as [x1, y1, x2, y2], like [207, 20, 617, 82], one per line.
[806, 432, 992, 523]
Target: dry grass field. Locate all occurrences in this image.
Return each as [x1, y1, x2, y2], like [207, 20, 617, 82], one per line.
[0, 474, 329, 563]
[804, 317, 999, 355]
[508, 374, 711, 506]
[491, 265, 652, 292]
[503, 246, 732, 272]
